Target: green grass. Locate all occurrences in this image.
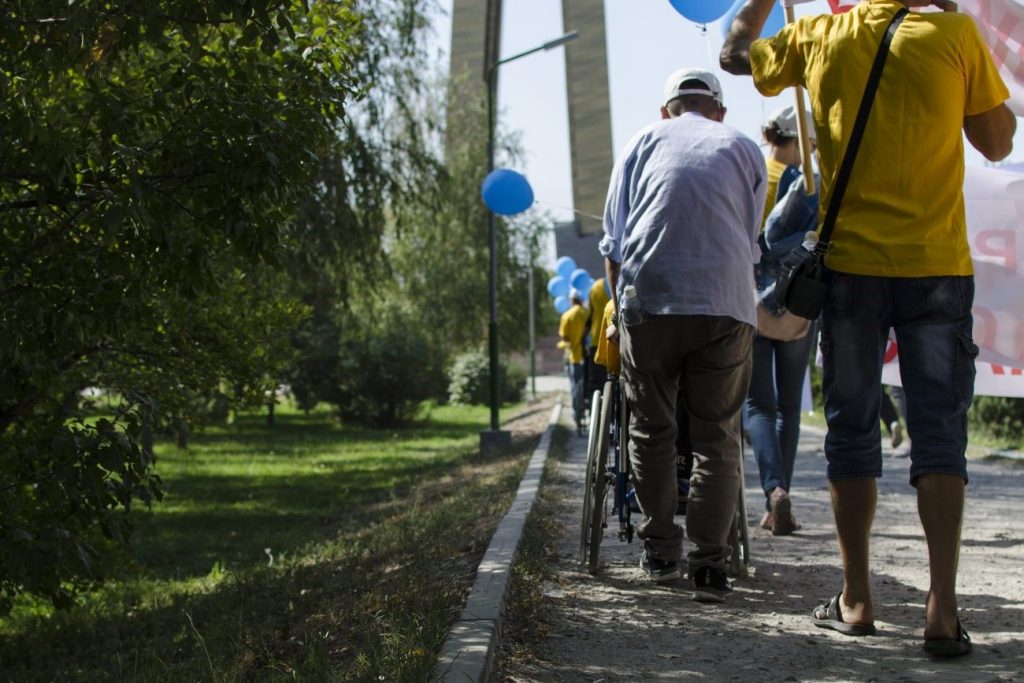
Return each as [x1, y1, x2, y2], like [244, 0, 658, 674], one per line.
[0, 400, 543, 682]
[129, 404, 489, 580]
[496, 425, 570, 677]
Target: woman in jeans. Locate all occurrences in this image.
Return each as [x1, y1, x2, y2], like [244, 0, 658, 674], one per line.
[746, 107, 818, 536]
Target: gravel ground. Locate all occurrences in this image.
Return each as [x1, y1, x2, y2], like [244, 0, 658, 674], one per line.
[500, 398, 1024, 683]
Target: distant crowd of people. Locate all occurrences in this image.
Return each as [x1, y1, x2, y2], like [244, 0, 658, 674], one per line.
[557, 0, 1015, 658]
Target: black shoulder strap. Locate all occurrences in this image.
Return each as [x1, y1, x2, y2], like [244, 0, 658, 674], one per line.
[816, 7, 909, 252]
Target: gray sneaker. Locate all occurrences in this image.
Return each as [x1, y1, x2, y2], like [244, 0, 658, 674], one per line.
[692, 566, 732, 603]
[639, 548, 682, 583]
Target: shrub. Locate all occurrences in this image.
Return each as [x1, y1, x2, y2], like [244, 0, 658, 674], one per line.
[448, 351, 512, 405]
[284, 311, 343, 414]
[969, 396, 1024, 445]
[329, 307, 439, 428]
[505, 363, 527, 403]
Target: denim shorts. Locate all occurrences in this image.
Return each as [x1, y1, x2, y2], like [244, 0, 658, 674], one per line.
[820, 272, 977, 484]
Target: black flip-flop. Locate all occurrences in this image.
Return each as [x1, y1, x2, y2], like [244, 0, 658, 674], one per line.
[811, 593, 877, 636]
[923, 618, 972, 657]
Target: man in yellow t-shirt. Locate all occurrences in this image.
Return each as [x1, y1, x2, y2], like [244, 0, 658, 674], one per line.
[593, 299, 620, 376]
[558, 289, 590, 435]
[722, 0, 1015, 655]
[586, 278, 611, 396]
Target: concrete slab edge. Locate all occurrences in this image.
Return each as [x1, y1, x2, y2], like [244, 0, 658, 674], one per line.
[433, 401, 564, 682]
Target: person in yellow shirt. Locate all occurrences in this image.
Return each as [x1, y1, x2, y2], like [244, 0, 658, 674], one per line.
[586, 278, 611, 397]
[593, 299, 619, 376]
[558, 289, 590, 435]
[723, 0, 1015, 654]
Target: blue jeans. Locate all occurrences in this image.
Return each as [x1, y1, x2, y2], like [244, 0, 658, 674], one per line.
[745, 328, 815, 507]
[567, 362, 585, 424]
[821, 273, 977, 484]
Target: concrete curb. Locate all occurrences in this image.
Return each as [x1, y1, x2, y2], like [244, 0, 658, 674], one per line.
[433, 402, 563, 682]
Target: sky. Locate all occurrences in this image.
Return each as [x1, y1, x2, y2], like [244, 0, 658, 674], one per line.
[428, 0, 1024, 264]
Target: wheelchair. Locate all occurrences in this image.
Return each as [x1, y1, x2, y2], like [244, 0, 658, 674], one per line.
[580, 375, 750, 578]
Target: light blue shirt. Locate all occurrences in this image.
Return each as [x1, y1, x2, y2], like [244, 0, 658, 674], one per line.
[599, 112, 766, 327]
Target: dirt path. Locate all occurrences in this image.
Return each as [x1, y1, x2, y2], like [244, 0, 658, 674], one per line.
[502, 400, 1024, 682]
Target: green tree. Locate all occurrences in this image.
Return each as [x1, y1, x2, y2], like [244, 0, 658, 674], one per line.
[0, 1, 370, 611]
[284, 73, 552, 419]
[280, 0, 447, 412]
[386, 77, 550, 368]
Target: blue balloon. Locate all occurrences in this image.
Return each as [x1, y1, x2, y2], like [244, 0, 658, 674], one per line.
[553, 295, 570, 314]
[721, 0, 785, 38]
[547, 275, 569, 298]
[668, 0, 733, 23]
[569, 268, 592, 292]
[555, 256, 577, 280]
[480, 168, 534, 216]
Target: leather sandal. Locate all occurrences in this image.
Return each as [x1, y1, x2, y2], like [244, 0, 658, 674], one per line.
[923, 618, 972, 657]
[811, 593, 877, 636]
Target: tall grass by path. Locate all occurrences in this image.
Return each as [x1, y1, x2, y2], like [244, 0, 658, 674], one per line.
[0, 399, 550, 681]
[497, 425, 571, 676]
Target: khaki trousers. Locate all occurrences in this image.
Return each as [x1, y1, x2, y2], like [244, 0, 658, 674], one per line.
[620, 314, 753, 569]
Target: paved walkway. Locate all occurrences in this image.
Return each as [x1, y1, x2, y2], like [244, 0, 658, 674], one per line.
[500, 401, 1024, 682]
[529, 374, 571, 397]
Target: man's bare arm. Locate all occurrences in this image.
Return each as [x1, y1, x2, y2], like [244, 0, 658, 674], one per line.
[604, 257, 621, 342]
[604, 258, 621, 317]
[720, 0, 777, 76]
[964, 103, 1016, 162]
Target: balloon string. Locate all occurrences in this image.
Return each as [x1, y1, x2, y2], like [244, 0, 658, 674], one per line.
[703, 23, 716, 69]
[534, 201, 604, 223]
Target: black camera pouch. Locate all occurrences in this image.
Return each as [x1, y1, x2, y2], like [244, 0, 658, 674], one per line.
[775, 244, 829, 320]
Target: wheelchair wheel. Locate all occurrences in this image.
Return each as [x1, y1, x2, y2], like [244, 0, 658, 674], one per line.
[579, 389, 603, 566]
[587, 380, 615, 574]
[617, 377, 630, 478]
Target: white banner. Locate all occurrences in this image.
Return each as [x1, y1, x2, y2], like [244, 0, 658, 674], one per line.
[964, 164, 1024, 370]
[955, 0, 1024, 115]
[845, 165, 1024, 398]
[882, 356, 1024, 397]
[833, 337, 1024, 398]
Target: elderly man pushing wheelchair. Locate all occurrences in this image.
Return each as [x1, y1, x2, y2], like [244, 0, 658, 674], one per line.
[601, 68, 765, 602]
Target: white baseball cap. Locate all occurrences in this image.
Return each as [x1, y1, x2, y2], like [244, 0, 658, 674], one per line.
[663, 68, 724, 107]
[765, 105, 816, 141]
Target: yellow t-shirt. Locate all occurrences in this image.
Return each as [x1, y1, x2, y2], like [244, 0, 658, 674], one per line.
[750, 1, 1009, 277]
[593, 300, 620, 376]
[761, 157, 788, 229]
[558, 304, 589, 364]
[588, 278, 610, 347]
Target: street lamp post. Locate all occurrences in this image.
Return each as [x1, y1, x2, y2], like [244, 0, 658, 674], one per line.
[480, 30, 579, 456]
[528, 260, 536, 400]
